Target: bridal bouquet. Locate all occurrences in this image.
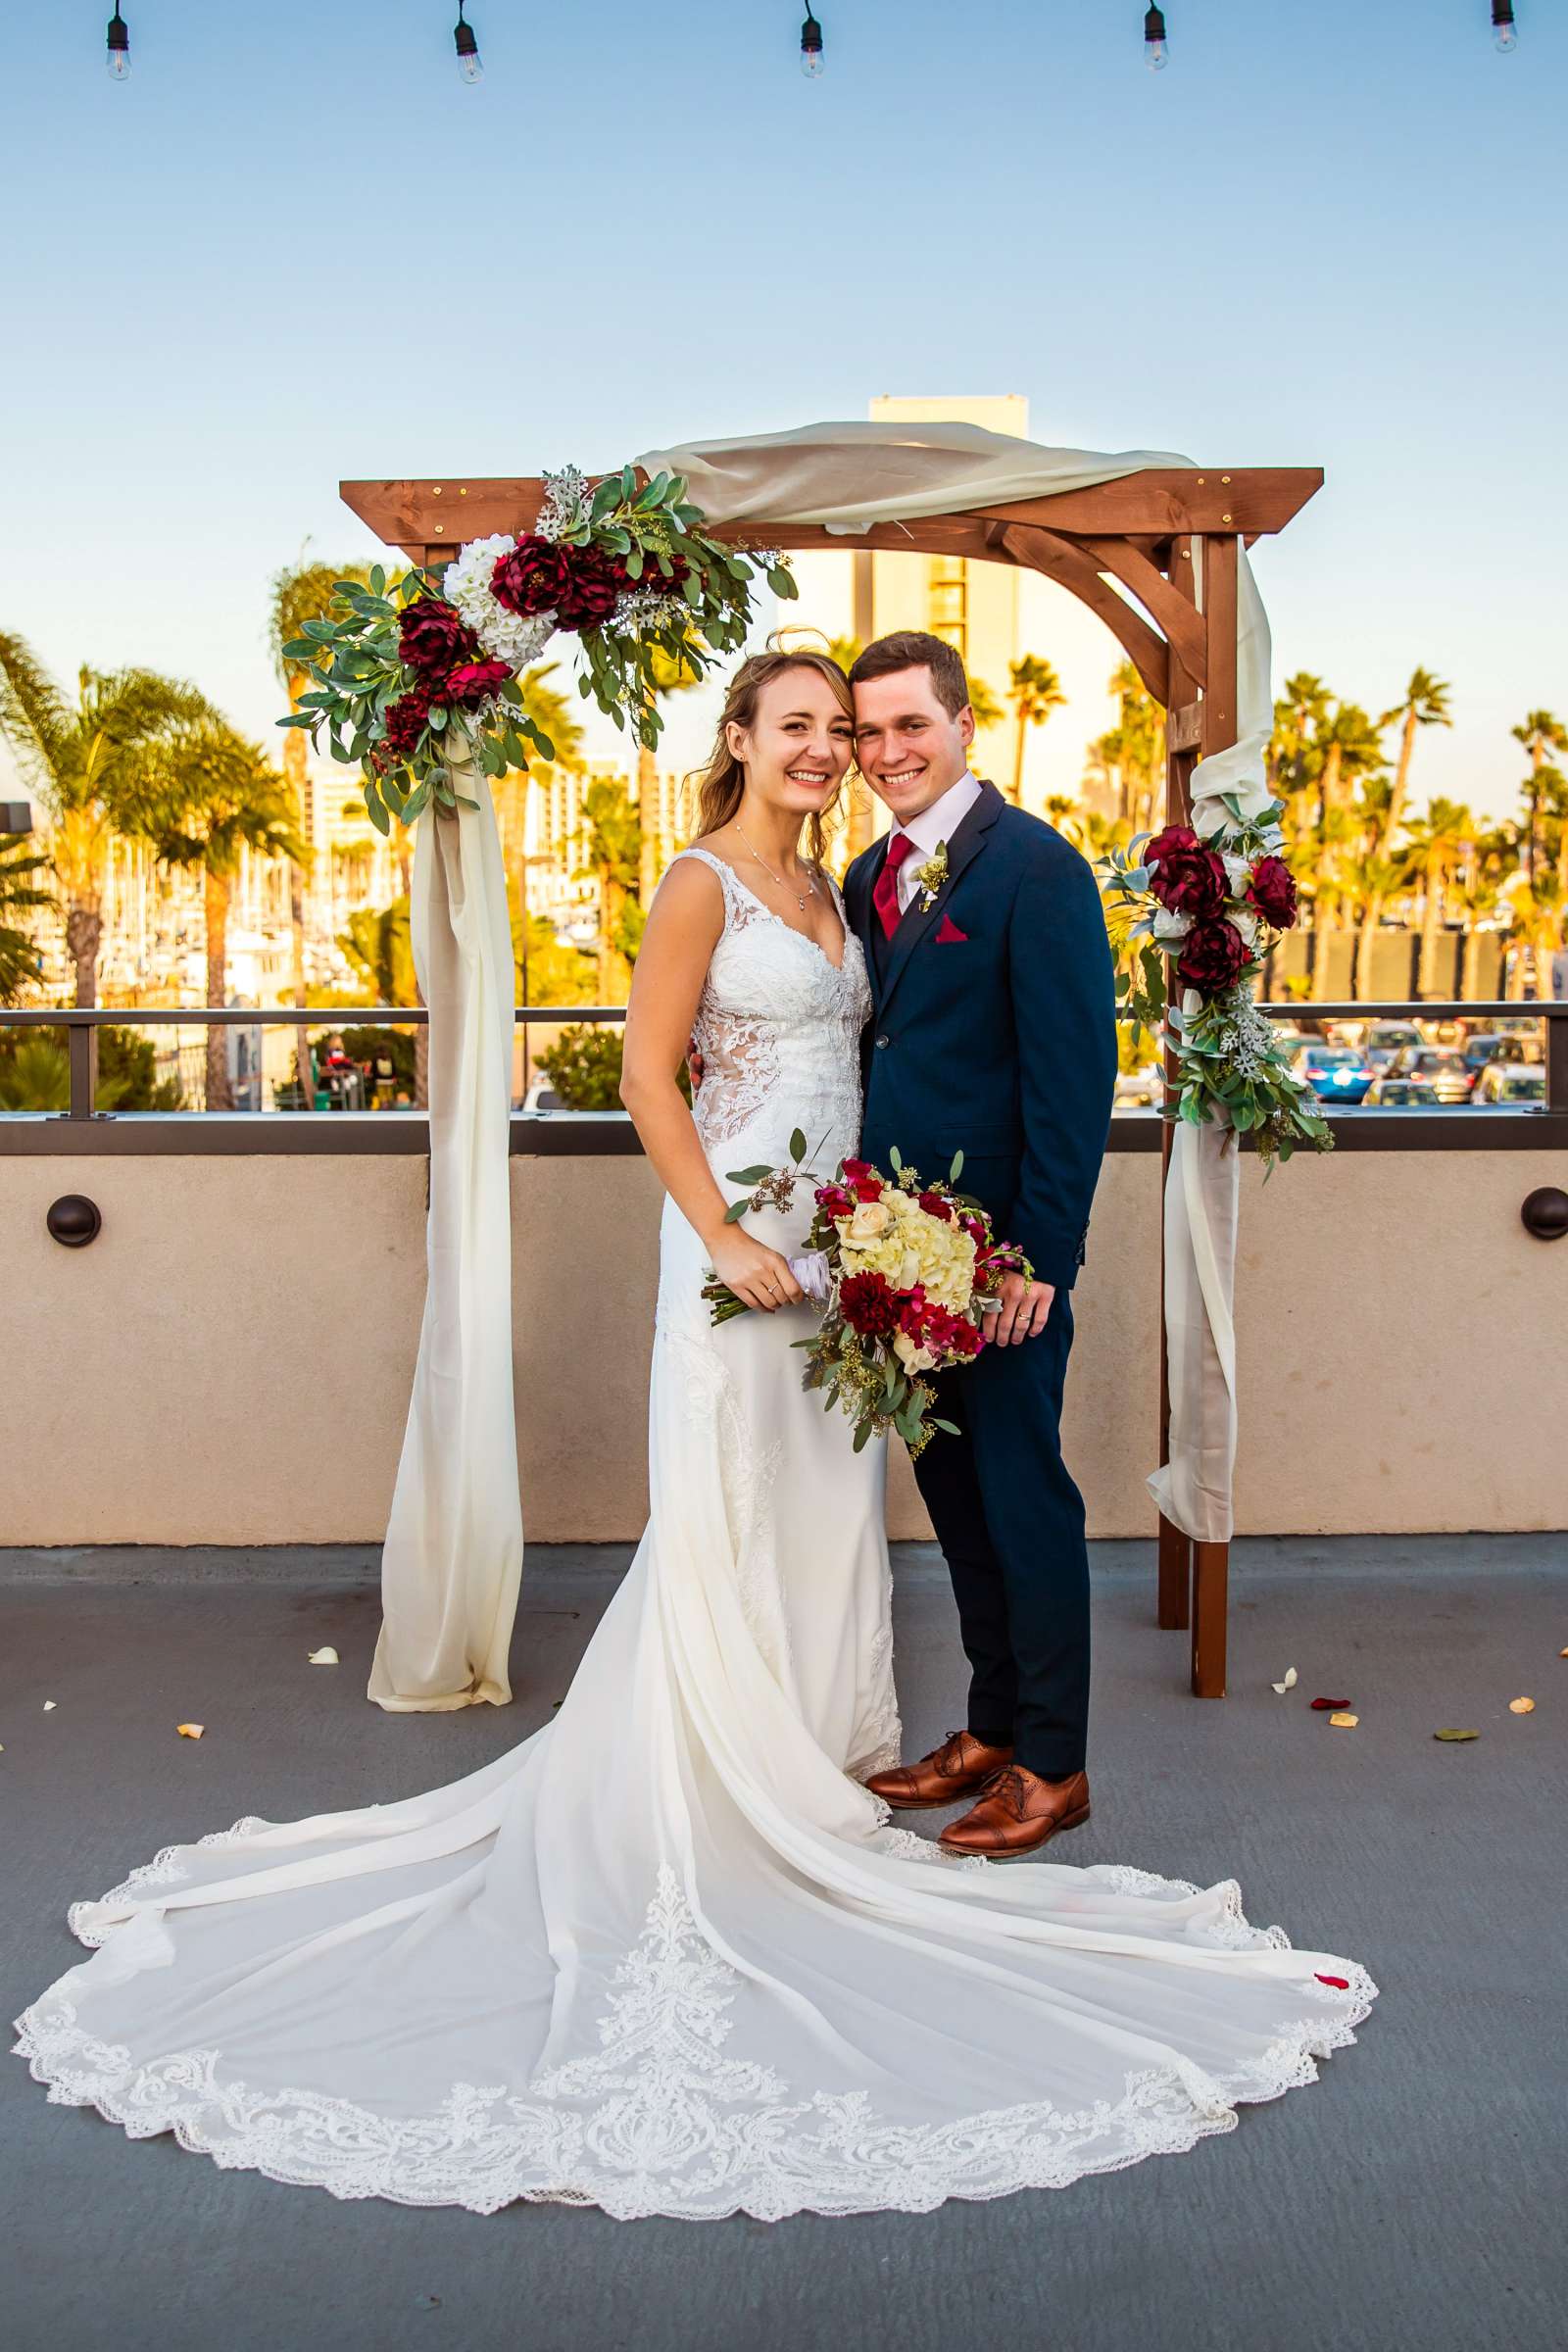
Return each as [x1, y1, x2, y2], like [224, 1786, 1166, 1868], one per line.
[704, 1136, 1034, 1457]
[278, 465, 796, 834]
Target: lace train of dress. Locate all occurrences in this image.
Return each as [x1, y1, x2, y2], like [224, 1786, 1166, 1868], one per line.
[14, 852, 1375, 2220]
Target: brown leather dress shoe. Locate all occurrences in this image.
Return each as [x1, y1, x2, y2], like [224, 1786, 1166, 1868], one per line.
[937, 1765, 1091, 1860]
[865, 1730, 1014, 1812]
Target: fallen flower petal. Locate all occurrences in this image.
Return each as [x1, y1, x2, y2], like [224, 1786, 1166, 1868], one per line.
[1310, 1697, 1351, 1711]
[307, 1646, 340, 1666]
[1328, 1711, 1358, 1729]
[1271, 1667, 1298, 1694]
[1434, 1728, 1479, 1741]
[1508, 1696, 1535, 1714]
[1315, 1974, 1350, 1990]
[43, 1699, 57, 1711]
[175, 1722, 205, 1740]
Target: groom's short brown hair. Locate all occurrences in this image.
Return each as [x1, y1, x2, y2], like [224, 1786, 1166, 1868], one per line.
[849, 631, 971, 718]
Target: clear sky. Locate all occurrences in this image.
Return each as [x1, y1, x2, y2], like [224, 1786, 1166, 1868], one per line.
[2, 0, 1564, 823]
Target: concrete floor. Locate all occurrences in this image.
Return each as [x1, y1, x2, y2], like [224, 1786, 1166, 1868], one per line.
[4, 1535, 1565, 2352]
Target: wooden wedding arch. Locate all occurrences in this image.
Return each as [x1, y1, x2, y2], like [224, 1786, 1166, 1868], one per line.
[341, 463, 1324, 1698]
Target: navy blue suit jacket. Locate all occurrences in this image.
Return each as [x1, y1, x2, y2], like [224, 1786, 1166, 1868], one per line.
[844, 782, 1117, 1295]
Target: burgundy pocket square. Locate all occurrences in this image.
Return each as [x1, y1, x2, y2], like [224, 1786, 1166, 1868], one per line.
[934, 915, 968, 944]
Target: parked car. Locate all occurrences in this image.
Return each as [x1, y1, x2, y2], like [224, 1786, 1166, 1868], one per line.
[519, 1080, 568, 1113]
[1472, 1064, 1546, 1105]
[1114, 1065, 1162, 1108]
[1362, 1021, 1423, 1069]
[1362, 1075, 1441, 1107]
[1386, 1046, 1471, 1103]
[1459, 1032, 1512, 1086]
[1291, 1043, 1376, 1103]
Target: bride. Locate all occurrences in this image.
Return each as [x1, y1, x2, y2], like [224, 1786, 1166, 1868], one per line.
[14, 649, 1374, 2222]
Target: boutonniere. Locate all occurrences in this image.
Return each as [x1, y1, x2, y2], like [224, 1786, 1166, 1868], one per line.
[912, 841, 949, 912]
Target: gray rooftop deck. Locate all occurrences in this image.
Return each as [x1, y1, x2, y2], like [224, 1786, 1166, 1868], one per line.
[5, 1536, 1565, 2352]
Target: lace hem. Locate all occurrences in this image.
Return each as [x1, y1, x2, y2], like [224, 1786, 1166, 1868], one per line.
[15, 1847, 1378, 2225]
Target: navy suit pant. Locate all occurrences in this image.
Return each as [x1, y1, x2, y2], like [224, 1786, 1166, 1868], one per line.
[911, 1291, 1090, 1780]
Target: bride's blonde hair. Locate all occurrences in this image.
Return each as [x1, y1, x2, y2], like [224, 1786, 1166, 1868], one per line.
[689, 648, 853, 870]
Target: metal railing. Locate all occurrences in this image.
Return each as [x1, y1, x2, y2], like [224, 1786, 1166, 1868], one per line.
[1, 999, 1563, 1139]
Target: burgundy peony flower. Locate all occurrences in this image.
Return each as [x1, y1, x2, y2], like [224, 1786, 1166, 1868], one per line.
[1146, 824, 1227, 920]
[491, 534, 576, 619]
[555, 544, 630, 631]
[376, 687, 431, 768]
[398, 596, 478, 682]
[916, 1190, 954, 1223]
[840, 1270, 900, 1340]
[1248, 854, 1298, 932]
[1175, 918, 1250, 997]
[444, 659, 513, 710]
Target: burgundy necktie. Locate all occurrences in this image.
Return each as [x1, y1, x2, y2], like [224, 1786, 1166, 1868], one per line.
[872, 833, 917, 941]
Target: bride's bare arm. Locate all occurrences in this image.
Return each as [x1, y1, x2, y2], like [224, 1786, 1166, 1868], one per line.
[619, 861, 804, 1312]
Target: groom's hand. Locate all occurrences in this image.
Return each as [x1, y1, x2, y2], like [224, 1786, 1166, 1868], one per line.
[983, 1273, 1055, 1346]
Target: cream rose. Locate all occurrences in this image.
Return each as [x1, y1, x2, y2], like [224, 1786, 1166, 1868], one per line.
[846, 1200, 893, 1244]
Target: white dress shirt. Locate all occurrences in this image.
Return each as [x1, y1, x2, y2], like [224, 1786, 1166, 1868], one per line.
[888, 770, 983, 913]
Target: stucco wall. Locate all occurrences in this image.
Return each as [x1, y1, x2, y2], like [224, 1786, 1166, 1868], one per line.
[3, 1147, 1563, 1546]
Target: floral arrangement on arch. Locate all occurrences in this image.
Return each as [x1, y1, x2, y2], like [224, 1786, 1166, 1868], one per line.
[1101, 797, 1332, 1165]
[278, 466, 796, 832]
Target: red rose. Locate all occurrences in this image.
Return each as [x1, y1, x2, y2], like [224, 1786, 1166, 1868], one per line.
[841, 1159, 874, 1182]
[840, 1270, 899, 1340]
[398, 596, 479, 683]
[916, 1190, 954, 1222]
[1174, 918, 1250, 998]
[375, 687, 431, 769]
[1248, 854, 1298, 932]
[1146, 824, 1227, 920]
[556, 544, 629, 631]
[814, 1183, 857, 1220]
[445, 659, 513, 710]
[491, 534, 576, 619]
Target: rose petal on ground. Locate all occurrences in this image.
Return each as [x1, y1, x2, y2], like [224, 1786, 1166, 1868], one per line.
[1508, 1696, 1536, 1714]
[1328, 1711, 1358, 1729]
[1434, 1728, 1480, 1741]
[42, 1700, 56, 1711]
[1315, 1973, 1350, 1989]
[1310, 1697, 1351, 1710]
[1271, 1666, 1298, 1693]
[307, 1646, 340, 1666]
[175, 1722, 205, 1739]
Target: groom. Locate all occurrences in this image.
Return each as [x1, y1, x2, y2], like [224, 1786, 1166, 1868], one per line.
[844, 632, 1117, 1858]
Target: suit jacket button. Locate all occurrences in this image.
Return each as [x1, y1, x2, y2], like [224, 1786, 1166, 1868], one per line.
[874, 1034, 890, 1050]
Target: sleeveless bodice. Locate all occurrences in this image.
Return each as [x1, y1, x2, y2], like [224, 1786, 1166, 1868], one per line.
[672, 847, 870, 1172]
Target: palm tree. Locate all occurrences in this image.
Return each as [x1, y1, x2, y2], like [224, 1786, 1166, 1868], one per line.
[634, 642, 699, 906]
[1348, 851, 1404, 1001]
[1004, 655, 1066, 807]
[965, 675, 1004, 735]
[1511, 710, 1568, 887]
[1376, 669, 1451, 860]
[269, 561, 378, 1103]
[1092, 662, 1166, 834]
[1270, 672, 1331, 850]
[577, 778, 642, 1004]
[1401, 797, 1474, 998]
[127, 720, 302, 1108]
[0, 833, 51, 1004]
[0, 634, 207, 1019]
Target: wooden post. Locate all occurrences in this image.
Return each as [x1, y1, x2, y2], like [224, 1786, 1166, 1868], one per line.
[1155, 535, 1198, 1631]
[1189, 530, 1239, 1700]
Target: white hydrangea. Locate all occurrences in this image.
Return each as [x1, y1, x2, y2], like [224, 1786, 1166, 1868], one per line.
[445, 534, 557, 668]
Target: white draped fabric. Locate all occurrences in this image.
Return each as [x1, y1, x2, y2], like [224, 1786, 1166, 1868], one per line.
[637, 422, 1274, 1541]
[368, 736, 523, 1709]
[13, 854, 1374, 2221]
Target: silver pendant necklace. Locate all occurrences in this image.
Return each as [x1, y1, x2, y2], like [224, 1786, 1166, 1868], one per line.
[735, 822, 817, 914]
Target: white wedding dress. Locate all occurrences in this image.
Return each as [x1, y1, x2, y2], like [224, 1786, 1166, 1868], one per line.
[14, 850, 1375, 2221]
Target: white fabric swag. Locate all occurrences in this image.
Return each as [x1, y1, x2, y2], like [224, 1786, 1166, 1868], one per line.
[376, 423, 1269, 1703]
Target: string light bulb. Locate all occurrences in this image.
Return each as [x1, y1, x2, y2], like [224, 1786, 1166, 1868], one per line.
[106, 5, 130, 80]
[801, 10, 824, 77]
[453, 4, 483, 83]
[1492, 2, 1518, 52]
[1144, 6, 1169, 71]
